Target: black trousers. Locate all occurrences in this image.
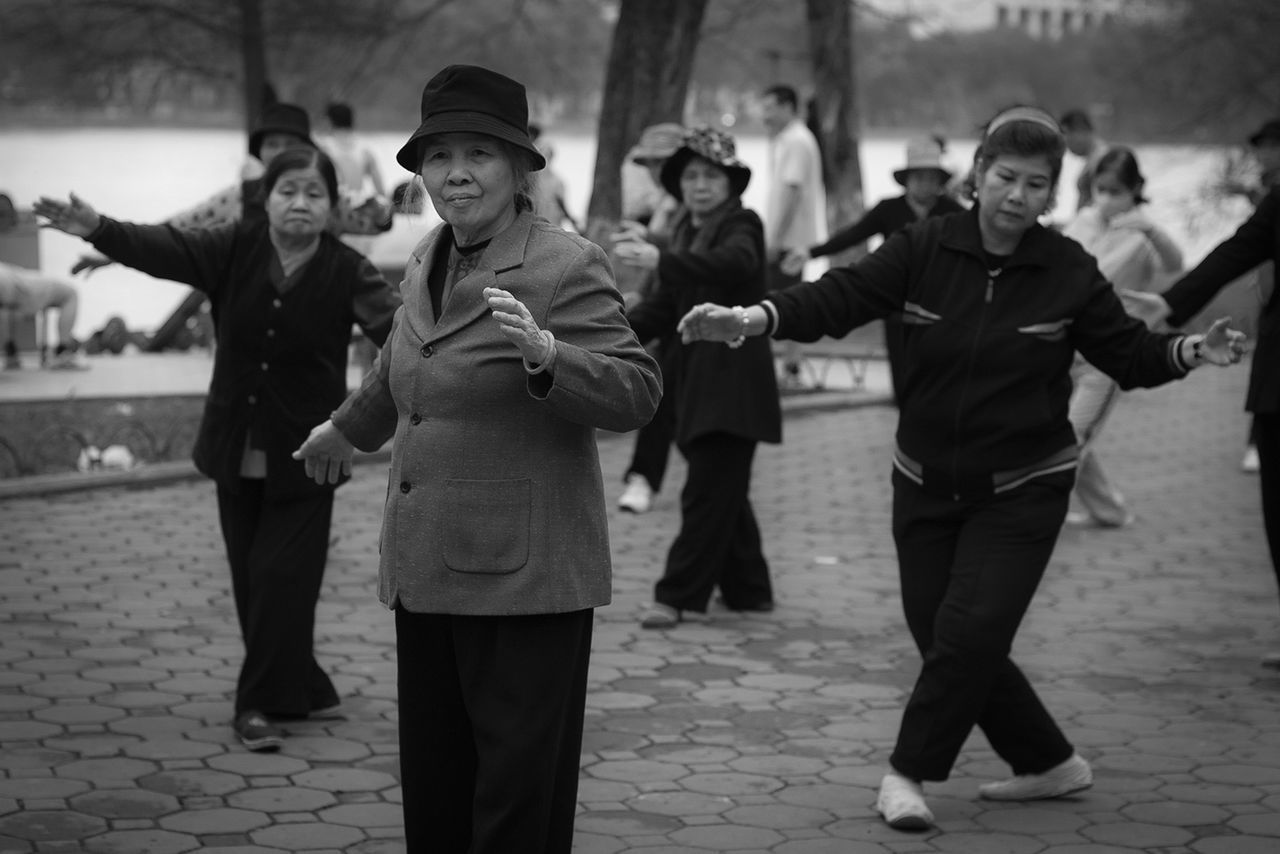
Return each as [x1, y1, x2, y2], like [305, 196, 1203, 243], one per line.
[653, 432, 772, 611]
[888, 468, 1076, 781]
[624, 360, 675, 492]
[216, 479, 339, 717]
[1254, 411, 1280, 604]
[396, 607, 594, 854]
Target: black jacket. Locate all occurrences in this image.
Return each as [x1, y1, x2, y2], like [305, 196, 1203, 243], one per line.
[91, 218, 401, 499]
[809, 194, 967, 259]
[628, 206, 781, 446]
[1163, 187, 1280, 413]
[769, 210, 1189, 496]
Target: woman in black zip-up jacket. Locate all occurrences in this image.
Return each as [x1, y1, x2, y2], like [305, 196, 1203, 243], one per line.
[36, 148, 401, 753]
[676, 106, 1246, 831]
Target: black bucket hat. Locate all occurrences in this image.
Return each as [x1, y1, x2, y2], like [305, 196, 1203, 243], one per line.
[396, 65, 546, 173]
[659, 126, 752, 200]
[248, 103, 316, 160]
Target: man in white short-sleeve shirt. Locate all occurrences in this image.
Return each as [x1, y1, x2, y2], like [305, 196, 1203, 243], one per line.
[761, 84, 827, 381]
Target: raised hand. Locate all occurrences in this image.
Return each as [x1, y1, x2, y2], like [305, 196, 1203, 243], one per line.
[33, 193, 101, 238]
[484, 287, 555, 366]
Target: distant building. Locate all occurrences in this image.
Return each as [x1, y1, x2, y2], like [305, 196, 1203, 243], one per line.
[867, 0, 1176, 39]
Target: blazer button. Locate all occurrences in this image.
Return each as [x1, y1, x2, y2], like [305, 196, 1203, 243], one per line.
[420, 343, 433, 357]
[272, 299, 282, 308]
[410, 413, 422, 425]
[400, 481, 411, 494]
[247, 395, 257, 405]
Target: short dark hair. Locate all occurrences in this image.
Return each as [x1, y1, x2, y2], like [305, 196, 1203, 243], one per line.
[260, 147, 340, 206]
[326, 102, 354, 129]
[1093, 146, 1148, 204]
[763, 85, 798, 111]
[978, 106, 1067, 185]
[1058, 109, 1093, 132]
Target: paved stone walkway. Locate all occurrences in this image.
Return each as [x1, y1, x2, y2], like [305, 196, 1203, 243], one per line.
[2, 360, 1279, 852]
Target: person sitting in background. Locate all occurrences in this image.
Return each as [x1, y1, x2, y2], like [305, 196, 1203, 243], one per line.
[0, 260, 85, 370]
[782, 136, 966, 400]
[71, 103, 393, 275]
[1062, 146, 1183, 528]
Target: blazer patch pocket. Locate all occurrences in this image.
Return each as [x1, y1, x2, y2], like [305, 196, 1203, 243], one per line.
[442, 478, 531, 575]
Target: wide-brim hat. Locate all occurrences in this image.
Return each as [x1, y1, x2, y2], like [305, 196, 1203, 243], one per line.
[659, 126, 751, 199]
[628, 123, 685, 165]
[1249, 118, 1280, 146]
[396, 64, 546, 173]
[893, 136, 952, 186]
[248, 103, 316, 160]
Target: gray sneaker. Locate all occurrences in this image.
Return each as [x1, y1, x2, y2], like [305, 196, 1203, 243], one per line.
[233, 711, 283, 752]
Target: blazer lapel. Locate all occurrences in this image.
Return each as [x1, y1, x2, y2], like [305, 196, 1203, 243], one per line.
[400, 224, 448, 341]
[425, 212, 536, 344]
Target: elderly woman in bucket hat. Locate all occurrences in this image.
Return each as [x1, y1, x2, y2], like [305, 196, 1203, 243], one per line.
[615, 126, 782, 629]
[293, 64, 659, 854]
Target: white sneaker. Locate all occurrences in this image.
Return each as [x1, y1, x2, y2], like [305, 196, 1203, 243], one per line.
[618, 474, 654, 513]
[876, 771, 933, 830]
[1242, 446, 1260, 473]
[978, 753, 1093, 801]
[639, 602, 679, 629]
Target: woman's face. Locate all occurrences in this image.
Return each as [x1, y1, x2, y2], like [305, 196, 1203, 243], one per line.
[264, 166, 332, 238]
[1092, 170, 1137, 220]
[904, 170, 945, 205]
[679, 156, 732, 220]
[418, 132, 518, 243]
[976, 153, 1055, 243]
[259, 132, 307, 166]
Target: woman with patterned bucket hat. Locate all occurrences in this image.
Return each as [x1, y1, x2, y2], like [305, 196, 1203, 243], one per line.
[617, 126, 782, 629]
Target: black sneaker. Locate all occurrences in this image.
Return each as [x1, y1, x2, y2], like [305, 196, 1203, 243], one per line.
[234, 711, 283, 752]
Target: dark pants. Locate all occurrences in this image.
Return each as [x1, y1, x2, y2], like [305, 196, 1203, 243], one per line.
[888, 468, 1075, 782]
[625, 348, 675, 492]
[654, 432, 772, 611]
[216, 479, 339, 717]
[1255, 412, 1280, 603]
[395, 608, 594, 854]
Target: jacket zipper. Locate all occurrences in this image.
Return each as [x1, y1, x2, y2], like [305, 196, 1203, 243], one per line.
[949, 266, 1000, 499]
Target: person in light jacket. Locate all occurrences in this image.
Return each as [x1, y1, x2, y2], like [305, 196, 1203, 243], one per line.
[292, 65, 660, 854]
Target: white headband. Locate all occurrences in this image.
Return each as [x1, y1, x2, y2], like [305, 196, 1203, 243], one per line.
[986, 107, 1061, 137]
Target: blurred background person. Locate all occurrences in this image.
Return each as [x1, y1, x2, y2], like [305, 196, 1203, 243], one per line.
[1063, 146, 1183, 527]
[761, 83, 827, 386]
[529, 122, 580, 232]
[782, 136, 965, 400]
[1060, 107, 1106, 211]
[36, 147, 401, 752]
[0, 260, 85, 369]
[614, 122, 684, 514]
[617, 126, 781, 628]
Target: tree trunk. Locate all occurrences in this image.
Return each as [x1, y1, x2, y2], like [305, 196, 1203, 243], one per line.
[805, 0, 864, 247]
[584, 0, 709, 244]
[238, 0, 267, 138]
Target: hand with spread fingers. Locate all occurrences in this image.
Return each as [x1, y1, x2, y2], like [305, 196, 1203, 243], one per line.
[33, 194, 102, 239]
[676, 302, 744, 344]
[292, 419, 355, 485]
[484, 286, 555, 367]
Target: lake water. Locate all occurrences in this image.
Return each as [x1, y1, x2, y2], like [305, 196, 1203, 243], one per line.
[0, 128, 1257, 337]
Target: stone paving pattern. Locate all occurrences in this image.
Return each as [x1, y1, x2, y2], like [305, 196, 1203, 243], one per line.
[2, 361, 1279, 852]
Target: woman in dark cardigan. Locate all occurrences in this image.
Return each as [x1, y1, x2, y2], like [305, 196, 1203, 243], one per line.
[615, 126, 782, 628]
[36, 148, 401, 751]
